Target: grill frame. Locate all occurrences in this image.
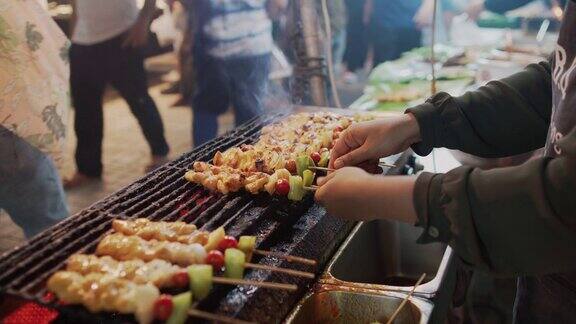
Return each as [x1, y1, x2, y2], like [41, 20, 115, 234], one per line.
[0, 109, 410, 323]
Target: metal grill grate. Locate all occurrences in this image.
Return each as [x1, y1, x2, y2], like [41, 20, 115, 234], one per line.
[0, 111, 410, 323]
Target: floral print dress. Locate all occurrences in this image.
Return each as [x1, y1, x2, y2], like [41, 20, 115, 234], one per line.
[0, 0, 70, 168]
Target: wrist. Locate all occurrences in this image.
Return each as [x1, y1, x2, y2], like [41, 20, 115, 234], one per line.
[372, 176, 418, 224]
[402, 113, 422, 145]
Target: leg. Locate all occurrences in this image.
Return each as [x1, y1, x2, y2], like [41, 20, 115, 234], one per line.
[109, 46, 170, 157]
[397, 28, 422, 56]
[228, 54, 271, 126]
[344, 0, 368, 71]
[371, 27, 400, 66]
[70, 44, 106, 177]
[332, 30, 347, 75]
[191, 53, 231, 145]
[192, 108, 219, 146]
[0, 128, 68, 238]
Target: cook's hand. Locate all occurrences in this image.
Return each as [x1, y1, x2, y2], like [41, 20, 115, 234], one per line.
[315, 168, 379, 221]
[122, 18, 150, 48]
[330, 114, 421, 169]
[314, 167, 419, 223]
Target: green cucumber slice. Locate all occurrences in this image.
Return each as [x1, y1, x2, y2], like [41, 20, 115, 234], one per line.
[302, 170, 315, 187]
[296, 156, 309, 177]
[224, 248, 246, 279]
[166, 292, 192, 324]
[287, 176, 305, 201]
[318, 151, 330, 167]
[238, 236, 257, 262]
[204, 227, 225, 251]
[188, 265, 213, 300]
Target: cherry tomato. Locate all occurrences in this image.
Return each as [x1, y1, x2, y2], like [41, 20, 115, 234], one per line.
[205, 250, 225, 269]
[172, 271, 189, 288]
[218, 236, 239, 251]
[275, 179, 290, 196]
[285, 160, 297, 174]
[310, 152, 321, 164]
[153, 295, 174, 321]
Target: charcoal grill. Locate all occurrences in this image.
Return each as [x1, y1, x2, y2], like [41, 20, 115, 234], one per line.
[0, 107, 415, 323]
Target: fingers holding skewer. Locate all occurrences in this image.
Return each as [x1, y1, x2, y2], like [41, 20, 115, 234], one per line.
[309, 161, 396, 173]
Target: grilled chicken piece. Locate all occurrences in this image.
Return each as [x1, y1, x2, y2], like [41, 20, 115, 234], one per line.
[66, 254, 182, 288]
[96, 233, 207, 266]
[186, 162, 292, 196]
[47, 271, 159, 324]
[244, 173, 269, 194]
[112, 219, 198, 242]
[112, 219, 209, 245]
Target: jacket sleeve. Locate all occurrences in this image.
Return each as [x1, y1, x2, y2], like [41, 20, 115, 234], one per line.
[407, 63, 576, 276]
[413, 130, 576, 276]
[406, 61, 552, 158]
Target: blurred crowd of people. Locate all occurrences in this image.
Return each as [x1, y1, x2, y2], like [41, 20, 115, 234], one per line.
[0, 0, 566, 238]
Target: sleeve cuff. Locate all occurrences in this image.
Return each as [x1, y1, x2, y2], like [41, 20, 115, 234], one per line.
[405, 92, 455, 156]
[405, 103, 437, 156]
[413, 172, 452, 244]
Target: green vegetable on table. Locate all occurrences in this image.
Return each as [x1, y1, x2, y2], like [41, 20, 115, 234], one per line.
[224, 248, 246, 279]
[188, 265, 213, 300]
[166, 292, 192, 324]
[287, 175, 305, 201]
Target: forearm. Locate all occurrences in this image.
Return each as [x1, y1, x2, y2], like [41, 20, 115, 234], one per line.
[370, 176, 418, 224]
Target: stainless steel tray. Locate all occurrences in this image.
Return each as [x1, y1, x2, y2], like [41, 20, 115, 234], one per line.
[285, 220, 454, 323]
[285, 289, 432, 324]
[320, 221, 453, 298]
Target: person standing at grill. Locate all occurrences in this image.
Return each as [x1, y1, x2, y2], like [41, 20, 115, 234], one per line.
[342, 0, 369, 83]
[188, 0, 286, 146]
[316, 1, 576, 321]
[0, 0, 69, 237]
[366, 0, 424, 65]
[65, 0, 170, 188]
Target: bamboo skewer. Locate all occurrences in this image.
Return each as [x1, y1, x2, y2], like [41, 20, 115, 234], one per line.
[246, 263, 315, 279]
[214, 277, 298, 291]
[309, 162, 396, 173]
[254, 249, 317, 266]
[188, 308, 256, 324]
[385, 273, 426, 324]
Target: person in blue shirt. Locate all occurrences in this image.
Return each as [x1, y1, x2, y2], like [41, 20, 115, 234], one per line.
[367, 0, 425, 65]
[189, 0, 286, 146]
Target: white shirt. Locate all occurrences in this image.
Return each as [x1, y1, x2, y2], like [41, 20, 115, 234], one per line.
[72, 0, 140, 45]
